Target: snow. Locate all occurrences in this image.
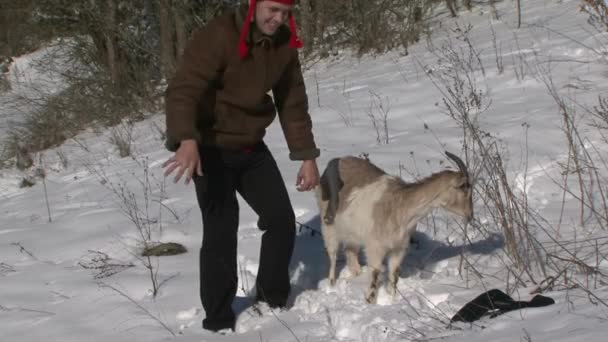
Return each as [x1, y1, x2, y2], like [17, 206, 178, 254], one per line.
[1, 1, 608, 341]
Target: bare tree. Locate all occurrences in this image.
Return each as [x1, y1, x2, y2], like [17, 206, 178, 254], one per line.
[0, 0, 37, 57]
[300, 0, 314, 56]
[173, 3, 188, 61]
[517, 0, 522, 28]
[104, 0, 118, 85]
[446, 0, 457, 17]
[159, 0, 176, 79]
[490, 0, 499, 20]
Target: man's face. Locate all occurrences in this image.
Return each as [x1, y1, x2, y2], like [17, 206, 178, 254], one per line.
[254, 1, 291, 36]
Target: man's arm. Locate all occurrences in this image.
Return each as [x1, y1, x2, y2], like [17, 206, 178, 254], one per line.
[272, 51, 320, 161]
[273, 51, 320, 191]
[165, 22, 226, 152]
[163, 20, 226, 185]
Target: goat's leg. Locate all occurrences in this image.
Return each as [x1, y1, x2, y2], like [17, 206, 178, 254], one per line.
[386, 247, 407, 297]
[344, 244, 361, 277]
[321, 222, 339, 286]
[327, 243, 338, 286]
[365, 243, 385, 304]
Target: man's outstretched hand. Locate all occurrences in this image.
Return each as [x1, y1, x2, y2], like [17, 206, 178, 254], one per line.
[296, 159, 320, 192]
[162, 139, 202, 185]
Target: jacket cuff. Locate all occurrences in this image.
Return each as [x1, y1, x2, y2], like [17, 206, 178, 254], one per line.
[289, 147, 320, 161]
[165, 132, 201, 152]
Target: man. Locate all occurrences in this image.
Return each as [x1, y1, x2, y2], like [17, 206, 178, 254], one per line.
[162, 0, 320, 333]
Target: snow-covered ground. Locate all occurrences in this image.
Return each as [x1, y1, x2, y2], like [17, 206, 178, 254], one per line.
[1, 1, 608, 341]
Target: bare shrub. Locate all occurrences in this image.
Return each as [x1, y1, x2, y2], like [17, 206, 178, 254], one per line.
[0, 1, 164, 167]
[300, 0, 437, 58]
[19, 177, 35, 188]
[78, 250, 135, 279]
[531, 60, 608, 230]
[365, 90, 391, 144]
[447, 0, 458, 17]
[0, 59, 9, 91]
[420, 26, 548, 285]
[0, 262, 16, 276]
[332, 78, 355, 127]
[0, 77, 8, 92]
[109, 124, 133, 158]
[5, 87, 80, 158]
[151, 120, 166, 142]
[1, 72, 151, 167]
[580, 0, 608, 31]
[0, 144, 11, 169]
[86, 157, 178, 297]
[490, 0, 499, 20]
[56, 148, 68, 169]
[490, 21, 504, 75]
[511, 32, 529, 82]
[10, 242, 37, 260]
[421, 20, 608, 303]
[0, 0, 56, 57]
[14, 142, 34, 171]
[35, 162, 52, 223]
[2, 80, 111, 164]
[590, 95, 608, 134]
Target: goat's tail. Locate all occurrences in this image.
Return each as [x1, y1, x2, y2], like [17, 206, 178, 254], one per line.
[319, 158, 343, 224]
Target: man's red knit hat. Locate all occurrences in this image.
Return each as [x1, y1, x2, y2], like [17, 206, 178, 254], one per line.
[239, 0, 303, 59]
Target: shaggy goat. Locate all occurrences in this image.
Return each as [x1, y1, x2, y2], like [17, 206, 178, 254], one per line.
[315, 152, 473, 303]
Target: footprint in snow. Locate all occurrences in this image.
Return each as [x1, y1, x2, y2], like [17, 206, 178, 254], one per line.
[176, 307, 201, 332]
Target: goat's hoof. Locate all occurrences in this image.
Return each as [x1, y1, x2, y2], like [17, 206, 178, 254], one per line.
[329, 278, 336, 286]
[323, 215, 335, 225]
[365, 292, 377, 304]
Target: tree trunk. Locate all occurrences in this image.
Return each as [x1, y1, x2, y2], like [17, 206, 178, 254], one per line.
[144, 0, 162, 82]
[300, 0, 314, 56]
[446, 0, 457, 17]
[173, 2, 188, 62]
[104, 0, 118, 85]
[314, 0, 326, 40]
[159, 0, 176, 79]
[490, 0, 499, 20]
[517, 0, 522, 28]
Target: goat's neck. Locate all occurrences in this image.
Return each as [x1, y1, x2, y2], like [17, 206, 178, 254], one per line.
[395, 177, 446, 226]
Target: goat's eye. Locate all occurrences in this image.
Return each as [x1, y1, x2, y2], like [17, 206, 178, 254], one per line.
[459, 183, 470, 190]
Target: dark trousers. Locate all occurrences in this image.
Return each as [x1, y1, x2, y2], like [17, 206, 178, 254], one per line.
[193, 142, 296, 331]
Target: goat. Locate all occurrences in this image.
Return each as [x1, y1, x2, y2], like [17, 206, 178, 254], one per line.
[315, 151, 473, 303]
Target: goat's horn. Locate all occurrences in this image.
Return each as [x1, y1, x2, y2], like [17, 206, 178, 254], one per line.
[445, 151, 469, 179]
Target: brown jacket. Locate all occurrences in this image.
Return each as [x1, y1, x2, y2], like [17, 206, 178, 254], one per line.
[165, 5, 320, 161]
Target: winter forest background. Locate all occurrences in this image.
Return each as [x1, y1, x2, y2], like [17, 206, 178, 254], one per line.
[0, 0, 449, 159]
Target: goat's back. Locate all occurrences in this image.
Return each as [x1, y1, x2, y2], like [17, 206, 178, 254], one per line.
[338, 157, 386, 187]
[316, 156, 385, 204]
[316, 157, 400, 245]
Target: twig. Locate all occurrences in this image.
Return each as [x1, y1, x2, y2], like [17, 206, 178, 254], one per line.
[10, 242, 37, 260]
[99, 282, 175, 337]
